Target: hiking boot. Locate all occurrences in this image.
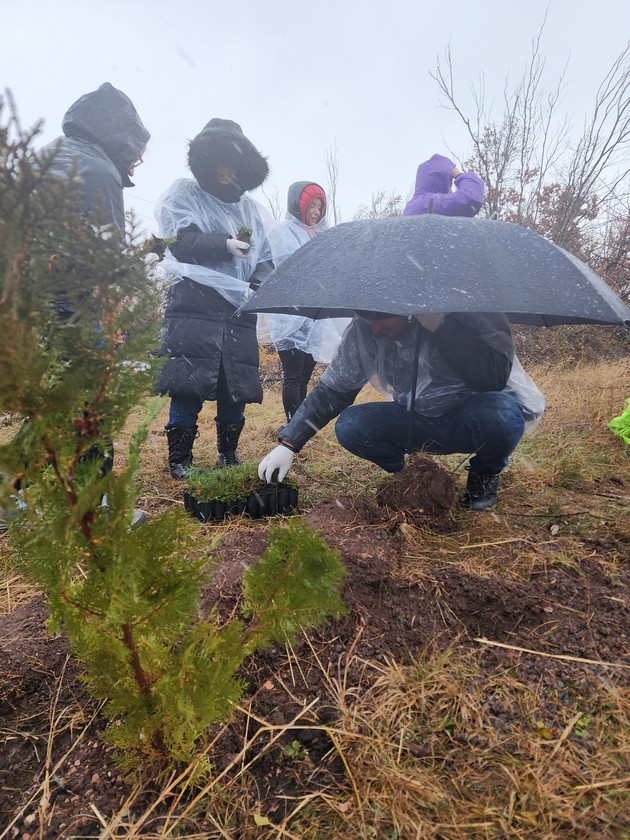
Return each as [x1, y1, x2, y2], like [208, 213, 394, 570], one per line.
[166, 425, 197, 480]
[216, 420, 244, 468]
[460, 469, 500, 511]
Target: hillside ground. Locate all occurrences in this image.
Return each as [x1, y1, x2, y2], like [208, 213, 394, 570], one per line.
[1, 354, 628, 839]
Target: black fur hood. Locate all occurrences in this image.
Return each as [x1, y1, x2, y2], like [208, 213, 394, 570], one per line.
[188, 118, 269, 202]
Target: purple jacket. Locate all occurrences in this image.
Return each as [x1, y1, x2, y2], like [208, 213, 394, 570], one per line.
[403, 154, 484, 217]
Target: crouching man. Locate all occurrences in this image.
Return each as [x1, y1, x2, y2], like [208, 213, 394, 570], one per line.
[258, 311, 544, 510]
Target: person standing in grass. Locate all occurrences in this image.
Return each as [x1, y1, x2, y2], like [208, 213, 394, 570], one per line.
[266, 181, 349, 425]
[156, 119, 274, 477]
[29, 83, 151, 529]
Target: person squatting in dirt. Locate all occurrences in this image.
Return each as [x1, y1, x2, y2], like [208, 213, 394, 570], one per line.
[258, 153, 544, 510]
[265, 181, 349, 425]
[258, 310, 545, 510]
[155, 118, 274, 478]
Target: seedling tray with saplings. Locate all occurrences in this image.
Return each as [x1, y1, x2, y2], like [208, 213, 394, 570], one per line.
[183, 462, 298, 523]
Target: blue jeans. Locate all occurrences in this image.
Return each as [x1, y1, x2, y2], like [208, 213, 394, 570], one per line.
[334, 392, 525, 474]
[167, 365, 245, 428]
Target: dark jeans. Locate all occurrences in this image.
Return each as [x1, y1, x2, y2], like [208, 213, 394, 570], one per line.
[334, 392, 525, 474]
[278, 348, 317, 422]
[167, 364, 245, 428]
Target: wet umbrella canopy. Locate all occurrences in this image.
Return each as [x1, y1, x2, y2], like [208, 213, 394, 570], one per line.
[242, 215, 630, 327]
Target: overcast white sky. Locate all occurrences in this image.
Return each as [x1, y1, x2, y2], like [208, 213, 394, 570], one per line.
[3, 0, 629, 234]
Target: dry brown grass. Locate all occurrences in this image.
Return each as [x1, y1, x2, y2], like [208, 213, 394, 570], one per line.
[319, 649, 630, 839]
[1, 358, 629, 838]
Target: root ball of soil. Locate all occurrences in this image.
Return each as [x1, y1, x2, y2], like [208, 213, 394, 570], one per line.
[375, 455, 458, 531]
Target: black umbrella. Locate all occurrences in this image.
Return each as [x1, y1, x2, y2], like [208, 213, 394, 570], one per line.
[242, 215, 630, 327]
[243, 215, 630, 453]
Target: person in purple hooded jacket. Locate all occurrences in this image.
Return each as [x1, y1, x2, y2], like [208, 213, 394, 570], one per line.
[403, 153, 484, 217]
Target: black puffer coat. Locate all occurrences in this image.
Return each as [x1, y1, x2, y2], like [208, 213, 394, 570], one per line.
[40, 82, 150, 231]
[156, 119, 273, 404]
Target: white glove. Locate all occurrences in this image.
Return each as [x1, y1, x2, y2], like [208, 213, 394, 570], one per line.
[143, 252, 160, 270]
[258, 445, 294, 483]
[415, 313, 444, 332]
[226, 238, 251, 258]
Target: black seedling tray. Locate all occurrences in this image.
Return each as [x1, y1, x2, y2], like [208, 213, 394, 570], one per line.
[183, 482, 298, 523]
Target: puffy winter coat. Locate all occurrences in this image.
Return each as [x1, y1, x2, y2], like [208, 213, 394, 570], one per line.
[403, 154, 484, 218]
[40, 82, 150, 231]
[156, 119, 273, 403]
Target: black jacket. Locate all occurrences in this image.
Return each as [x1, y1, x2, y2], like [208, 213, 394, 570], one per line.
[156, 118, 272, 404]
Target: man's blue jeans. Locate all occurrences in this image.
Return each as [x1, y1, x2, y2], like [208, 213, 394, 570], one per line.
[334, 392, 525, 474]
[167, 365, 245, 429]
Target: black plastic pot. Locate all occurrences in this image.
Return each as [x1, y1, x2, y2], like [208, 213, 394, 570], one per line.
[183, 482, 298, 523]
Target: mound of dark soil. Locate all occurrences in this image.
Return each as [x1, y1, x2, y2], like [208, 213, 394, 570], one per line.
[374, 455, 458, 531]
[1, 482, 629, 837]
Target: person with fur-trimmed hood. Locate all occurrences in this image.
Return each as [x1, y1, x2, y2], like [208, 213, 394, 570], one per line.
[156, 119, 273, 478]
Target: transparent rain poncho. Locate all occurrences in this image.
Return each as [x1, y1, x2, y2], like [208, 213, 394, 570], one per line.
[258, 212, 351, 363]
[155, 179, 272, 307]
[321, 315, 545, 433]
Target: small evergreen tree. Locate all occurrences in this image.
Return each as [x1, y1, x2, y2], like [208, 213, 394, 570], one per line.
[0, 96, 346, 772]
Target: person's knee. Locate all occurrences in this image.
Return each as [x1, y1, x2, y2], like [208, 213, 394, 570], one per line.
[335, 407, 361, 451]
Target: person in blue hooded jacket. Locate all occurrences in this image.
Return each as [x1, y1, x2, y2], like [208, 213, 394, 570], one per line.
[39, 84, 149, 527]
[41, 82, 150, 234]
[403, 153, 484, 217]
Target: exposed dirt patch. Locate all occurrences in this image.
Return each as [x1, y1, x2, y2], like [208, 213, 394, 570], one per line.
[374, 454, 458, 532]
[1, 473, 629, 836]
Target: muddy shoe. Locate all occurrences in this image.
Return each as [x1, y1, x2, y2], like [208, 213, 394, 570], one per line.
[166, 426, 197, 480]
[460, 470, 500, 511]
[216, 421, 244, 468]
[217, 450, 242, 467]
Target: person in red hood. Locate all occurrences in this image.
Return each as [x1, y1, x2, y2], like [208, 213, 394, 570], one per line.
[403, 153, 484, 217]
[267, 181, 330, 424]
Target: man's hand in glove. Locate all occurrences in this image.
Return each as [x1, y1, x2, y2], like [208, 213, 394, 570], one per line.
[258, 444, 294, 483]
[226, 238, 251, 259]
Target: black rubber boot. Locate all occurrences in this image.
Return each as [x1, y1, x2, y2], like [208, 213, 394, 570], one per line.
[166, 426, 197, 479]
[216, 421, 244, 467]
[81, 437, 115, 476]
[460, 469, 500, 511]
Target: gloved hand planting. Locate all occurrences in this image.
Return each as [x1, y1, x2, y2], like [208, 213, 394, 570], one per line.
[258, 444, 294, 483]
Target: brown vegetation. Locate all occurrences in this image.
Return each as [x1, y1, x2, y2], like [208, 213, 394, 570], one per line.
[1, 356, 629, 838]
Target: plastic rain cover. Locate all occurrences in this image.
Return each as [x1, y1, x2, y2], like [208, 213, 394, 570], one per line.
[257, 212, 351, 363]
[155, 179, 272, 307]
[320, 315, 544, 433]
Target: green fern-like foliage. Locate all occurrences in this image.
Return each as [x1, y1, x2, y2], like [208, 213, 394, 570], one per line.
[0, 99, 347, 773]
